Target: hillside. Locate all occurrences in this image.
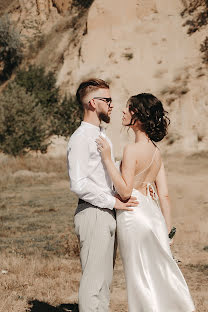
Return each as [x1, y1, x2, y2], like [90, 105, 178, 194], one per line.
[1, 0, 208, 156]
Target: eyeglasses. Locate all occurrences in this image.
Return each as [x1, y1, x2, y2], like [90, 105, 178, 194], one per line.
[90, 97, 112, 108]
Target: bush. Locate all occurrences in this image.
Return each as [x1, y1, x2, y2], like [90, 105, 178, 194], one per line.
[200, 36, 208, 64]
[15, 65, 59, 117]
[183, 10, 208, 35]
[53, 95, 83, 137]
[181, 0, 208, 65]
[72, 0, 94, 9]
[0, 64, 83, 155]
[0, 82, 49, 156]
[0, 15, 23, 82]
[181, 0, 208, 34]
[15, 65, 82, 137]
[123, 52, 134, 60]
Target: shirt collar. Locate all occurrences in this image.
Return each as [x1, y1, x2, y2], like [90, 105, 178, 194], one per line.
[81, 121, 106, 135]
[81, 121, 100, 130]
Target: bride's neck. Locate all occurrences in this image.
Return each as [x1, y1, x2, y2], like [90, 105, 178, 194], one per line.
[134, 128, 149, 143]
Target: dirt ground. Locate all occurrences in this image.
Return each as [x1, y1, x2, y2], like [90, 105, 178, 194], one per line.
[0, 153, 207, 311]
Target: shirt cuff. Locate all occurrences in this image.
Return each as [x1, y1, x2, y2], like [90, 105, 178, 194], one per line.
[108, 196, 116, 210]
[94, 193, 116, 210]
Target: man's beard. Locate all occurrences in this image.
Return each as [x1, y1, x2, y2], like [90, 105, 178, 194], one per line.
[99, 112, 110, 124]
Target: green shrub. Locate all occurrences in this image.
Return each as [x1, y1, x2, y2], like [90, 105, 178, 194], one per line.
[15, 65, 59, 117]
[200, 36, 208, 64]
[53, 95, 83, 137]
[14, 65, 83, 137]
[181, 1, 208, 65]
[0, 64, 83, 156]
[181, 1, 208, 34]
[0, 15, 23, 82]
[72, 0, 94, 9]
[122, 52, 134, 60]
[0, 82, 49, 156]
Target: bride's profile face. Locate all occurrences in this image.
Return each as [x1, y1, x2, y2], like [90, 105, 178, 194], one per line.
[122, 103, 132, 126]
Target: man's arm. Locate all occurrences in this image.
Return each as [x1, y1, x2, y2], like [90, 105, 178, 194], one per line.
[67, 135, 116, 209]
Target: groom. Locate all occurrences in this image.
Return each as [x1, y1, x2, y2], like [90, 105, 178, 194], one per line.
[67, 78, 137, 311]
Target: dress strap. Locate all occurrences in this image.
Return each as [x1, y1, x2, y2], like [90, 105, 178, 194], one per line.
[135, 147, 158, 177]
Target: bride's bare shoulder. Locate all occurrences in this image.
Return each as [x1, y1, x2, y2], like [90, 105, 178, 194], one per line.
[135, 141, 161, 158]
[122, 143, 137, 159]
[123, 143, 137, 153]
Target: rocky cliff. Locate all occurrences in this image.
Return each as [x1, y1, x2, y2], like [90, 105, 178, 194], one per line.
[2, 0, 208, 156]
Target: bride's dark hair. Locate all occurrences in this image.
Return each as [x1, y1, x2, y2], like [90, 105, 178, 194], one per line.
[128, 93, 170, 142]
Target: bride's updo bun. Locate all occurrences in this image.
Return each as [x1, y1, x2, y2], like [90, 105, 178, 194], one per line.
[128, 93, 170, 142]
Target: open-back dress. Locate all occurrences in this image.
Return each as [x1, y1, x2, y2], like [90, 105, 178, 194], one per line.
[116, 147, 195, 312]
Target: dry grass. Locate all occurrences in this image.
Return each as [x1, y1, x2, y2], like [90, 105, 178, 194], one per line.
[0, 154, 79, 257]
[0, 153, 208, 311]
[0, 154, 80, 311]
[0, 253, 80, 312]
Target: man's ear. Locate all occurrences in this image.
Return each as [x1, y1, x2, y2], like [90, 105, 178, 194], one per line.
[88, 99, 96, 111]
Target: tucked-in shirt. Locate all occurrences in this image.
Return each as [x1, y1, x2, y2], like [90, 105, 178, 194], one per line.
[67, 121, 116, 210]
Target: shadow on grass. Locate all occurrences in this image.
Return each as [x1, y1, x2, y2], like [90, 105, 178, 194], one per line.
[28, 300, 79, 312]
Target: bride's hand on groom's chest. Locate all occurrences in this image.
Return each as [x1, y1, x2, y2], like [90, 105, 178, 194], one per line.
[95, 136, 112, 161]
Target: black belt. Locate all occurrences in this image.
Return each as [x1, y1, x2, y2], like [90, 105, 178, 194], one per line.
[76, 199, 116, 217]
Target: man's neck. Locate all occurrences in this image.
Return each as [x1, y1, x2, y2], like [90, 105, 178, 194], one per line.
[83, 115, 101, 127]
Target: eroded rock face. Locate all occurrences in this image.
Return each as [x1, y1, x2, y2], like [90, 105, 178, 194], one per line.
[17, 0, 74, 31]
[17, 0, 60, 37]
[19, 0, 53, 21]
[60, 0, 207, 156]
[6, 0, 208, 155]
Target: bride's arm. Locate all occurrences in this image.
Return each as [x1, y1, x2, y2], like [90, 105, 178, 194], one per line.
[96, 137, 136, 201]
[155, 161, 172, 233]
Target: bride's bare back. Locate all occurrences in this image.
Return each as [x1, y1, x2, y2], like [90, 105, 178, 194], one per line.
[133, 143, 162, 195]
[120, 140, 171, 231]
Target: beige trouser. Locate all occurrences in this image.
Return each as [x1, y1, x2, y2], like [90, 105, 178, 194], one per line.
[74, 203, 116, 312]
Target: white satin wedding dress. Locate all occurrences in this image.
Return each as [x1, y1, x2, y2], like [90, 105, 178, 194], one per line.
[116, 148, 195, 312]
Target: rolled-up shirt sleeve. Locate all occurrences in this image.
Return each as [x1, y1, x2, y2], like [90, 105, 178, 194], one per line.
[67, 135, 116, 210]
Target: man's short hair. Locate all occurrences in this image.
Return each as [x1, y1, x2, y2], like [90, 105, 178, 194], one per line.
[76, 78, 109, 105]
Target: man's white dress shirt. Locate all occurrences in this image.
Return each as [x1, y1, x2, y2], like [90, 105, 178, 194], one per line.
[67, 121, 116, 210]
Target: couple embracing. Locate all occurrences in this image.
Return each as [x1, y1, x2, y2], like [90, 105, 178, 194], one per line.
[67, 78, 195, 312]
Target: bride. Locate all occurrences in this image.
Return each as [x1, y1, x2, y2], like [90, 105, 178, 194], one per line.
[96, 93, 195, 312]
